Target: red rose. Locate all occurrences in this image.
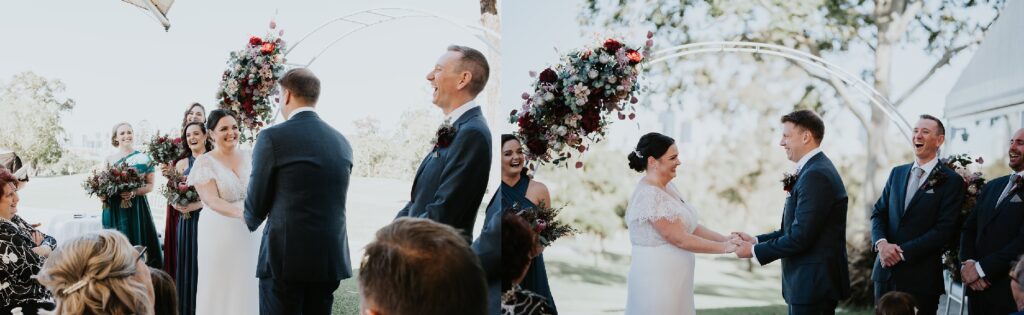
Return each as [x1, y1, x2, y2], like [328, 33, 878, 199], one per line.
[626, 49, 643, 64]
[249, 36, 263, 46]
[260, 43, 275, 55]
[603, 38, 623, 52]
[538, 68, 558, 84]
[580, 108, 601, 133]
[173, 138, 183, 145]
[178, 183, 188, 192]
[526, 138, 548, 156]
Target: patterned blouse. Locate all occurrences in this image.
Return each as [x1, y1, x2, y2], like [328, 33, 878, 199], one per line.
[501, 285, 554, 315]
[0, 215, 56, 307]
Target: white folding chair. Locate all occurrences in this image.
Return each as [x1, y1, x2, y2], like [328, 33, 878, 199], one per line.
[943, 270, 968, 315]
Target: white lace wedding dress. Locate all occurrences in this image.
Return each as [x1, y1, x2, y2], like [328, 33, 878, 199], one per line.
[624, 181, 699, 315]
[187, 152, 263, 315]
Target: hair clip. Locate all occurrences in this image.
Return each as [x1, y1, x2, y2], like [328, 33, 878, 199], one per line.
[633, 150, 643, 158]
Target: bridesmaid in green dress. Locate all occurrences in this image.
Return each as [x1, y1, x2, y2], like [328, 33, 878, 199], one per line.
[103, 122, 163, 268]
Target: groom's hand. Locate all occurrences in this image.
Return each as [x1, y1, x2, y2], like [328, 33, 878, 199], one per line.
[735, 241, 754, 259]
[731, 232, 756, 243]
[877, 240, 904, 267]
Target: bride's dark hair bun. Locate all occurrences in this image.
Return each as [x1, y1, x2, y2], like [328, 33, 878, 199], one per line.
[627, 132, 676, 172]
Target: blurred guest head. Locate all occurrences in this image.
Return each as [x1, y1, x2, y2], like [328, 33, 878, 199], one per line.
[1011, 256, 1024, 311]
[875, 291, 917, 315]
[111, 122, 134, 149]
[182, 102, 206, 126]
[149, 267, 178, 315]
[913, 115, 945, 162]
[0, 167, 19, 220]
[358, 217, 486, 315]
[502, 211, 537, 292]
[780, 109, 825, 162]
[1009, 128, 1024, 172]
[37, 230, 154, 315]
[205, 109, 240, 150]
[427, 45, 489, 111]
[628, 132, 679, 179]
[0, 150, 29, 186]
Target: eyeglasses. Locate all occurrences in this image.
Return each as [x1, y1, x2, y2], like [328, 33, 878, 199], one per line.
[134, 245, 147, 264]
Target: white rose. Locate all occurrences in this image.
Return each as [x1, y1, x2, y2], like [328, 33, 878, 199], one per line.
[543, 92, 555, 102]
[599, 54, 610, 64]
[589, 70, 599, 79]
[557, 126, 568, 136]
[576, 98, 586, 106]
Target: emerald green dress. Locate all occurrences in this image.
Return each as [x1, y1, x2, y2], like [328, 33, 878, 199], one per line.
[102, 150, 163, 268]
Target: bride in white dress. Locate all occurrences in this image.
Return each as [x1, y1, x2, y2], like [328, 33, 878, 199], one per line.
[187, 110, 262, 315]
[624, 133, 739, 315]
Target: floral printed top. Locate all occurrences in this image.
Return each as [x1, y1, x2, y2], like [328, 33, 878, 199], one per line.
[501, 285, 554, 315]
[0, 215, 56, 307]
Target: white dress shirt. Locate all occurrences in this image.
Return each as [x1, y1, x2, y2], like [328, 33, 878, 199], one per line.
[752, 148, 823, 265]
[444, 100, 479, 123]
[286, 106, 316, 120]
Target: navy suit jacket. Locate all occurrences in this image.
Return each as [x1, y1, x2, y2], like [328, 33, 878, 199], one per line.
[960, 174, 1024, 284]
[754, 152, 851, 304]
[870, 162, 964, 294]
[244, 111, 353, 282]
[396, 106, 492, 241]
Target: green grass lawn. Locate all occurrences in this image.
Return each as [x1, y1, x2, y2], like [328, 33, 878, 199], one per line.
[332, 275, 360, 315]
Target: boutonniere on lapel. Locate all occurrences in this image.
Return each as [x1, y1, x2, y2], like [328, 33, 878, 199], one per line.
[782, 172, 799, 196]
[1011, 174, 1024, 194]
[430, 119, 456, 157]
[920, 167, 948, 191]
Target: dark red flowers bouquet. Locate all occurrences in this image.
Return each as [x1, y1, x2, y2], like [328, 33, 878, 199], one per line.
[83, 163, 147, 208]
[146, 132, 186, 166]
[509, 33, 653, 168]
[216, 20, 287, 143]
[942, 153, 988, 281]
[160, 170, 200, 219]
[513, 202, 577, 247]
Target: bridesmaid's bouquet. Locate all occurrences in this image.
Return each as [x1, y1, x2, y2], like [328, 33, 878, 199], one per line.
[941, 153, 988, 282]
[216, 20, 287, 143]
[82, 163, 147, 208]
[510, 33, 653, 168]
[513, 202, 577, 247]
[160, 170, 200, 219]
[146, 132, 186, 166]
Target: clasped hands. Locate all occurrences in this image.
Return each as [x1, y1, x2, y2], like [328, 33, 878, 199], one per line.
[876, 240, 904, 268]
[960, 259, 991, 291]
[727, 232, 756, 258]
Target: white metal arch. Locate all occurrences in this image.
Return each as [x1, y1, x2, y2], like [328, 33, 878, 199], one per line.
[284, 7, 500, 67]
[651, 41, 913, 143]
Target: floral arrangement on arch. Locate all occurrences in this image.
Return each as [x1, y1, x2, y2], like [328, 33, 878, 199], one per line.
[216, 20, 287, 143]
[941, 153, 987, 282]
[509, 32, 653, 168]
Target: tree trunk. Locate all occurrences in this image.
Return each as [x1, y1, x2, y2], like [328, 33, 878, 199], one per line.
[480, 0, 502, 192]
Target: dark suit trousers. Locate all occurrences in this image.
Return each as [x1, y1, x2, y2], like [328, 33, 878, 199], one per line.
[967, 278, 1016, 315]
[874, 280, 939, 314]
[788, 300, 837, 315]
[259, 278, 340, 315]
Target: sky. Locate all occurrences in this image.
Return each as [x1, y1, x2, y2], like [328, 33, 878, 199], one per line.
[0, 0, 490, 143]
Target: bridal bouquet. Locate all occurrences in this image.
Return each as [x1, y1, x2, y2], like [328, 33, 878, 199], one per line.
[216, 20, 287, 143]
[145, 132, 186, 166]
[513, 202, 577, 247]
[941, 153, 987, 281]
[82, 163, 147, 208]
[510, 33, 653, 168]
[160, 169, 200, 219]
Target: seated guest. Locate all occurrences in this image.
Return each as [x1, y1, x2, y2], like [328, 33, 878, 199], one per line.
[501, 211, 553, 315]
[1011, 257, 1024, 314]
[36, 230, 155, 315]
[875, 291, 917, 315]
[149, 268, 178, 315]
[0, 167, 56, 314]
[359, 217, 487, 315]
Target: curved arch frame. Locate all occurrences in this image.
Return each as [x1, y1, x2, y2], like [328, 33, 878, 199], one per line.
[650, 41, 913, 143]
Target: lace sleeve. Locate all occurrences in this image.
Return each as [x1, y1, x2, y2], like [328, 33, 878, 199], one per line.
[186, 155, 216, 187]
[626, 185, 686, 224]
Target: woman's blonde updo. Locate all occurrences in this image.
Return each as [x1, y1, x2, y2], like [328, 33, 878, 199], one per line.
[37, 230, 152, 315]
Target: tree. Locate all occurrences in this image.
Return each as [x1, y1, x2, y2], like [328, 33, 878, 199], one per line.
[0, 72, 75, 174]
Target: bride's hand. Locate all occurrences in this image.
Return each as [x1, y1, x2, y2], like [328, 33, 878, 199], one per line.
[723, 241, 739, 254]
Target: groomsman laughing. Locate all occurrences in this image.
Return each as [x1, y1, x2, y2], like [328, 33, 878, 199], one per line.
[870, 114, 964, 314]
[960, 128, 1024, 314]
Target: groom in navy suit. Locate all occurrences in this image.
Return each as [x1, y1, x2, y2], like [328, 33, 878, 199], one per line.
[245, 68, 353, 315]
[395, 45, 492, 242]
[960, 128, 1024, 314]
[734, 109, 851, 315]
[870, 115, 964, 314]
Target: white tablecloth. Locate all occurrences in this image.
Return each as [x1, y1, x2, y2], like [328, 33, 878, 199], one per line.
[45, 214, 104, 244]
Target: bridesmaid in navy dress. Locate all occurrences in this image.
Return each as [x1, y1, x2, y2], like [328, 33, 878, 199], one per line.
[500, 134, 556, 313]
[173, 120, 212, 315]
[162, 103, 207, 278]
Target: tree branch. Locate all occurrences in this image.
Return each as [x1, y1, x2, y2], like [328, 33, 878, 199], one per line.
[885, 0, 923, 44]
[892, 43, 972, 108]
[789, 59, 871, 129]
